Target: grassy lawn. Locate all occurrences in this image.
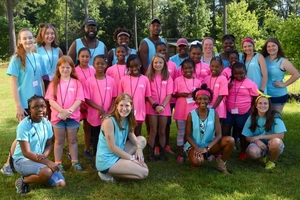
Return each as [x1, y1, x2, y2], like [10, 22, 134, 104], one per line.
[0, 67, 300, 199]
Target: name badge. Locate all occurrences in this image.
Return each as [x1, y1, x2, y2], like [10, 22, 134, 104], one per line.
[186, 97, 195, 104]
[231, 108, 238, 114]
[49, 75, 54, 81]
[33, 80, 38, 87]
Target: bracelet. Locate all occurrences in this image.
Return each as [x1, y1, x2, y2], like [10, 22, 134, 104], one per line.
[130, 155, 135, 161]
[152, 103, 159, 110]
[259, 89, 264, 93]
[160, 104, 165, 108]
[206, 146, 210, 152]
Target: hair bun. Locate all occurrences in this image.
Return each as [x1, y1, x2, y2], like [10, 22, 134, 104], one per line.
[200, 83, 208, 90]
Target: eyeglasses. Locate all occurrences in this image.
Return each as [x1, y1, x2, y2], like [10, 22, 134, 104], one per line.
[31, 105, 46, 111]
[200, 122, 205, 134]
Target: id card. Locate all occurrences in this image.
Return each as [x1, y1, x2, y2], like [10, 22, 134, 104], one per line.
[231, 108, 239, 114]
[186, 97, 195, 104]
[32, 80, 38, 87]
[49, 75, 54, 81]
[134, 110, 136, 116]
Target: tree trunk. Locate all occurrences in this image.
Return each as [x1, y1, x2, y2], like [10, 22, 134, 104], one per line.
[6, 0, 16, 56]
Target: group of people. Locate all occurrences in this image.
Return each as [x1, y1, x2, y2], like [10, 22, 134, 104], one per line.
[1, 16, 298, 194]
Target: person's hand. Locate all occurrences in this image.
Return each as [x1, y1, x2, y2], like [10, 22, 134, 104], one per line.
[59, 109, 70, 120]
[135, 149, 144, 163]
[273, 80, 285, 88]
[98, 107, 106, 119]
[155, 105, 164, 114]
[194, 147, 207, 157]
[256, 140, 267, 151]
[132, 159, 148, 169]
[16, 106, 27, 122]
[46, 161, 59, 172]
[36, 154, 47, 160]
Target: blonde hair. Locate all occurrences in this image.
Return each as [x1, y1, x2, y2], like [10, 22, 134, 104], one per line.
[51, 56, 78, 100]
[108, 93, 137, 131]
[15, 28, 34, 69]
[146, 53, 169, 81]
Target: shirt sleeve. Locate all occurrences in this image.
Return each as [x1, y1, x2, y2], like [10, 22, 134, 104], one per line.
[273, 118, 287, 133]
[6, 55, 20, 77]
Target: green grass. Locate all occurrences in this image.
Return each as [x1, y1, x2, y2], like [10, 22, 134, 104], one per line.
[1, 67, 300, 199]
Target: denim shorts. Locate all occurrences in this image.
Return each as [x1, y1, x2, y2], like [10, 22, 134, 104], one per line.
[13, 158, 65, 186]
[223, 110, 250, 128]
[247, 140, 285, 156]
[270, 94, 288, 106]
[53, 118, 80, 129]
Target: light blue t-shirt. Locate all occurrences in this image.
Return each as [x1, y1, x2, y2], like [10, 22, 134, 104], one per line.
[242, 115, 286, 140]
[111, 48, 137, 66]
[76, 38, 105, 66]
[6, 53, 47, 109]
[143, 37, 165, 68]
[13, 117, 53, 160]
[34, 44, 60, 77]
[265, 57, 286, 97]
[215, 53, 243, 68]
[184, 108, 216, 150]
[244, 53, 266, 92]
[96, 117, 129, 171]
[170, 54, 189, 69]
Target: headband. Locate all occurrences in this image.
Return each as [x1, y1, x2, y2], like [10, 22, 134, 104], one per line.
[117, 32, 130, 38]
[255, 89, 271, 103]
[195, 90, 211, 99]
[242, 37, 254, 45]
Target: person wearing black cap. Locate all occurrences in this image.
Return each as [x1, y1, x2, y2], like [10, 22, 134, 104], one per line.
[138, 18, 166, 74]
[68, 17, 108, 66]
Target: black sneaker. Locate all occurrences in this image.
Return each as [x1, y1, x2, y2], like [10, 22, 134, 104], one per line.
[15, 177, 30, 194]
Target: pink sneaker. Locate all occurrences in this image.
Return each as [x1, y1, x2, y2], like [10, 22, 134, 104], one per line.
[176, 156, 184, 163]
[239, 152, 247, 160]
[165, 145, 175, 154]
[154, 146, 160, 156]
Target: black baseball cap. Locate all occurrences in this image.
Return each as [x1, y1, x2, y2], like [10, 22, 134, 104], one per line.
[150, 18, 161, 24]
[83, 17, 97, 26]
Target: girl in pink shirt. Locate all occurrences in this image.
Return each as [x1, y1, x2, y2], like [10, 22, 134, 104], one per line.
[203, 56, 228, 120]
[221, 50, 239, 81]
[146, 53, 173, 162]
[106, 45, 128, 87]
[85, 55, 117, 155]
[189, 43, 211, 82]
[119, 54, 151, 136]
[45, 56, 85, 172]
[75, 47, 96, 159]
[173, 58, 201, 163]
[222, 62, 258, 160]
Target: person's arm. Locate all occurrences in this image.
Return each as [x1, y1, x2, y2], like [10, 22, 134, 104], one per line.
[127, 130, 144, 161]
[257, 54, 268, 92]
[173, 92, 189, 98]
[212, 95, 224, 109]
[138, 40, 148, 74]
[107, 50, 113, 67]
[48, 100, 70, 120]
[11, 76, 27, 121]
[85, 98, 105, 118]
[278, 59, 300, 88]
[102, 118, 132, 160]
[67, 41, 77, 64]
[156, 94, 171, 114]
[206, 111, 222, 149]
[68, 100, 82, 114]
[104, 45, 108, 59]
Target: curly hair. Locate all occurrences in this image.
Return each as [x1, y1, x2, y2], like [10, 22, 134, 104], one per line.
[113, 27, 133, 41]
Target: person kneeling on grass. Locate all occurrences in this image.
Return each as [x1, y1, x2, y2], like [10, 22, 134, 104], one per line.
[184, 84, 235, 174]
[242, 91, 286, 170]
[95, 93, 149, 182]
[12, 95, 66, 194]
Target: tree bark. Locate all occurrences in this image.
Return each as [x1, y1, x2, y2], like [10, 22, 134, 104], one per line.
[6, 0, 16, 56]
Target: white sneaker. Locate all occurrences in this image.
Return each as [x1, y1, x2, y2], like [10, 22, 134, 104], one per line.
[98, 172, 115, 183]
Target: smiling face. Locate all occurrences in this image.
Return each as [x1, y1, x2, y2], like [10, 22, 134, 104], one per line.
[116, 99, 133, 118]
[116, 46, 126, 62]
[228, 53, 239, 67]
[177, 45, 189, 57]
[203, 39, 214, 54]
[182, 62, 194, 79]
[233, 67, 246, 81]
[210, 60, 223, 77]
[153, 56, 165, 73]
[266, 42, 279, 56]
[189, 47, 202, 63]
[18, 30, 34, 50]
[78, 50, 91, 67]
[117, 34, 130, 46]
[256, 97, 269, 115]
[93, 57, 107, 76]
[84, 25, 97, 39]
[242, 42, 254, 55]
[222, 39, 235, 52]
[44, 27, 55, 45]
[129, 59, 141, 77]
[29, 98, 47, 122]
[156, 44, 168, 60]
[59, 62, 72, 79]
[195, 94, 210, 108]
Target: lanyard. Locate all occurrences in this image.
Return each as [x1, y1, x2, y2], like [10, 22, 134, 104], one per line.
[130, 75, 140, 99]
[43, 47, 54, 71]
[184, 77, 195, 92]
[80, 67, 91, 80]
[245, 53, 256, 70]
[26, 54, 37, 76]
[59, 78, 71, 108]
[32, 121, 46, 153]
[234, 79, 245, 105]
[209, 76, 219, 91]
[95, 75, 107, 107]
[154, 75, 163, 104]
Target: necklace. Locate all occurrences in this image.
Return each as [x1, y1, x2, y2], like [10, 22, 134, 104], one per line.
[183, 77, 195, 92]
[95, 75, 107, 107]
[130, 75, 140, 99]
[197, 109, 209, 135]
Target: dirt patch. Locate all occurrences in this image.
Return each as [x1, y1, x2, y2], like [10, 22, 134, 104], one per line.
[0, 63, 8, 68]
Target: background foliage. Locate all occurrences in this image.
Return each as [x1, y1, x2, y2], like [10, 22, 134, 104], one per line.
[0, 0, 300, 67]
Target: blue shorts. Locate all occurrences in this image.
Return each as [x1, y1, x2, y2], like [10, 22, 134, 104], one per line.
[247, 140, 285, 156]
[53, 118, 80, 129]
[223, 110, 250, 128]
[270, 94, 288, 106]
[13, 158, 65, 186]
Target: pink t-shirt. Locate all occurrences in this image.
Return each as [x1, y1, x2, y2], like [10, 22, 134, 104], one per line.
[195, 62, 211, 82]
[106, 64, 127, 88]
[167, 60, 177, 104]
[146, 74, 173, 116]
[75, 66, 96, 119]
[173, 76, 202, 120]
[226, 78, 258, 114]
[203, 75, 228, 118]
[119, 75, 151, 122]
[45, 78, 85, 124]
[84, 75, 117, 126]
[221, 67, 232, 82]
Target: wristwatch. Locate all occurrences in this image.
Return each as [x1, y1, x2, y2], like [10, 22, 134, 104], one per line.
[206, 146, 210, 152]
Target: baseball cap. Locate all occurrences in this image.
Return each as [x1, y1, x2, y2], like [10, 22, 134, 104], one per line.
[150, 18, 161, 24]
[83, 17, 97, 26]
[177, 38, 188, 46]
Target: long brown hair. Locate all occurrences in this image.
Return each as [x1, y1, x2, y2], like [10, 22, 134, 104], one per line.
[15, 28, 34, 69]
[36, 23, 59, 47]
[52, 56, 78, 100]
[108, 93, 137, 132]
[249, 97, 281, 132]
[261, 38, 285, 60]
[146, 53, 169, 81]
